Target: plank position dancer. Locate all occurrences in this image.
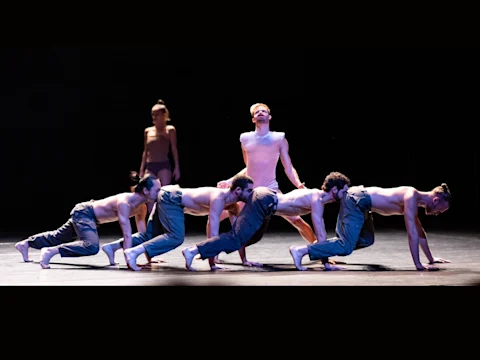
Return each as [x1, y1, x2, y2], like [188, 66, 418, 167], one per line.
[15, 172, 161, 269]
[289, 183, 452, 271]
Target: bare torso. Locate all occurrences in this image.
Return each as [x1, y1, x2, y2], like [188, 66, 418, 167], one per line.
[162, 185, 237, 216]
[364, 186, 416, 216]
[145, 126, 173, 163]
[275, 188, 325, 216]
[92, 193, 147, 224]
[241, 131, 285, 189]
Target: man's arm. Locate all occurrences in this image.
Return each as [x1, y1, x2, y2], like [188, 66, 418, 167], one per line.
[134, 204, 147, 233]
[279, 137, 305, 189]
[207, 197, 226, 238]
[310, 194, 326, 242]
[404, 191, 437, 270]
[217, 146, 248, 188]
[139, 128, 148, 177]
[416, 217, 450, 265]
[117, 202, 134, 249]
[169, 126, 181, 181]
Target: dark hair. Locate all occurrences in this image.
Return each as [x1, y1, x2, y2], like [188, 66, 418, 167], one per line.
[321, 171, 351, 192]
[433, 183, 452, 206]
[129, 171, 158, 193]
[230, 174, 254, 191]
[157, 99, 165, 105]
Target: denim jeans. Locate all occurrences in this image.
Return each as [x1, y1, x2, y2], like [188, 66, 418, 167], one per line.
[307, 186, 375, 263]
[196, 186, 278, 259]
[26, 201, 101, 257]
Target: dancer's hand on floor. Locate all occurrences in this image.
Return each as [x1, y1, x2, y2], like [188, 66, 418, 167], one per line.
[430, 257, 451, 264]
[417, 264, 440, 271]
[242, 260, 263, 267]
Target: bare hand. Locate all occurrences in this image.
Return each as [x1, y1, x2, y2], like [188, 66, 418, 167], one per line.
[210, 265, 229, 271]
[217, 180, 229, 189]
[417, 264, 440, 271]
[297, 182, 306, 189]
[430, 257, 451, 264]
[243, 260, 263, 267]
[173, 168, 181, 182]
[324, 263, 347, 271]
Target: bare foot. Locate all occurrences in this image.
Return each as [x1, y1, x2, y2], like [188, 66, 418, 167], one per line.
[182, 248, 196, 271]
[124, 249, 142, 271]
[289, 246, 307, 271]
[40, 248, 56, 269]
[15, 240, 32, 262]
[101, 244, 118, 266]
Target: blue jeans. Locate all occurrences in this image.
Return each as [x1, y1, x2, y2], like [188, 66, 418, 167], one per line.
[196, 187, 278, 259]
[117, 185, 186, 258]
[307, 186, 375, 263]
[26, 201, 101, 257]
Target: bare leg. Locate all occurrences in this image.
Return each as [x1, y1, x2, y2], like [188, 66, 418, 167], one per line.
[289, 246, 308, 271]
[182, 247, 199, 271]
[15, 240, 33, 262]
[40, 247, 60, 269]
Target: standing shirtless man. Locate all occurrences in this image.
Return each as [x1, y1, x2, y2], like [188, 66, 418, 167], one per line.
[289, 183, 452, 271]
[101, 174, 254, 271]
[215, 103, 316, 262]
[15, 172, 161, 269]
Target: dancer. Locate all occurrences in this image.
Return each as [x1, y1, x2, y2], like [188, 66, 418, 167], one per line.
[101, 174, 254, 271]
[15, 172, 161, 269]
[137, 99, 180, 214]
[214, 103, 317, 262]
[289, 183, 452, 271]
[183, 171, 351, 271]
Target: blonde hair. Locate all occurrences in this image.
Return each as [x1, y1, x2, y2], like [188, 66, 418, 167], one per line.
[250, 103, 270, 117]
[152, 99, 171, 121]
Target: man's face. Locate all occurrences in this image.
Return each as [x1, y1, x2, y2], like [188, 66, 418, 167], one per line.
[146, 179, 162, 201]
[252, 106, 271, 124]
[333, 184, 349, 202]
[425, 198, 449, 216]
[237, 183, 254, 202]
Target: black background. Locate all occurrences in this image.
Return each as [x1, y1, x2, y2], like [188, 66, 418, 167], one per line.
[1, 48, 477, 236]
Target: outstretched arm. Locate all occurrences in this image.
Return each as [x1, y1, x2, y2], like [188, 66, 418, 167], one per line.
[134, 204, 147, 233]
[310, 195, 325, 242]
[279, 138, 305, 189]
[118, 202, 134, 249]
[404, 192, 437, 270]
[217, 147, 248, 188]
[416, 217, 450, 265]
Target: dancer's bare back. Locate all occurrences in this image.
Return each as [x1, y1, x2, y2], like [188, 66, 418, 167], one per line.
[275, 188, 326, 217]
[166, 186, 237, 216]
[92, 193, 147, 224]
[364, 186, 417, 216]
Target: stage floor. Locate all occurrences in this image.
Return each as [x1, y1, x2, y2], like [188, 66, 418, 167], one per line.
[1, 229, 479, 286]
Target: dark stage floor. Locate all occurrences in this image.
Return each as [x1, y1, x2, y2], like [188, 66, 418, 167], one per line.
[1, 229, 479, 286]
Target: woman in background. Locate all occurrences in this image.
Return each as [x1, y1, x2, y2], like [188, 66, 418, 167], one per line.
[138, 99, 181, 213]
